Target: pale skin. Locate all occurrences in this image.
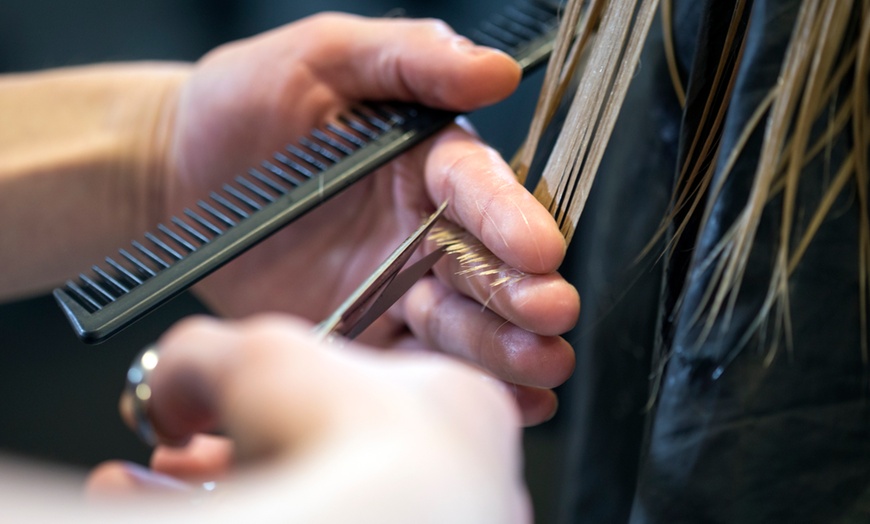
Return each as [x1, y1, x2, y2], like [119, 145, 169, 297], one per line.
[0, 12, 579, 521]
[36, 316, 532, 523]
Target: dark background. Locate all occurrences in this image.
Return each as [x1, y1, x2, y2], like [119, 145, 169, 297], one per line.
[0, 1, 567, 520]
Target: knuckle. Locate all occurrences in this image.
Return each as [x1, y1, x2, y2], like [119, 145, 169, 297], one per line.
[441, 145, 507, 235]
[412, 18, 455, 39]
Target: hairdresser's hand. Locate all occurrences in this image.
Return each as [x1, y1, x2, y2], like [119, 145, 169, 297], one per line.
[159, 14, 578, 424]
[87, 315, 530, 524]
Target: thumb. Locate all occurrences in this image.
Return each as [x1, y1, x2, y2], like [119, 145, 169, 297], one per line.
[126, 314, 347, 459]
[258, 13, 522, 110]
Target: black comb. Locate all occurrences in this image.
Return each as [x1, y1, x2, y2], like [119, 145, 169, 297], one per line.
[54, 0, 563, 343]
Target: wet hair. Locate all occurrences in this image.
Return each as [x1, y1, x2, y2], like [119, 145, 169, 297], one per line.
[440, 0, 868, 368]
[525, 0, 868, 363]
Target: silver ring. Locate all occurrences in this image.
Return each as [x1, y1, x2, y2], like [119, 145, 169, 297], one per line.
[121, 344, 161, 447]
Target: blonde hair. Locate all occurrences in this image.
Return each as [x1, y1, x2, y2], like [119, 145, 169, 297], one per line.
[441, 0, 869, 374]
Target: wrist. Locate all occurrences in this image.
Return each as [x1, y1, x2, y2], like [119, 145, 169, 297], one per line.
[114, 63, 191, 234]
[0, 63, 191, 299]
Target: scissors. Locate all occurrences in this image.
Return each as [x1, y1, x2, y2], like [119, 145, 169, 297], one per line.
[313, 199, 448, 340]
[123, 201, 449, 446]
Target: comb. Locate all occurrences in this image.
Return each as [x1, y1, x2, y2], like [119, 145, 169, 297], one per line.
[54, 0, 563, 343]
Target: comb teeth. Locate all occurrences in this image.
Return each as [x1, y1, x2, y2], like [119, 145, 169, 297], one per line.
[471, 0, 560, 53]
[55, 103, 420, 332]
[54, 1, 563, 343]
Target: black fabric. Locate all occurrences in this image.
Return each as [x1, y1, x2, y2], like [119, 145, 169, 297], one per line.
[555, 1, 870, 522]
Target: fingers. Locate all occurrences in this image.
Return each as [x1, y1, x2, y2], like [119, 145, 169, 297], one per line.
[109, 316, 530, 520]
[410, 124, 569, 275]
[86, 461, 192, 500]
[401, 277, 575, 390]
[395, 125, 578, 396]
[138, 314, 524, 460]
[141, 315, 334, 455]
[513, 386, 559, 427]
[432, 246, 580, 335]
[289, 13, 522, 111]
[150, 435, 234, 481]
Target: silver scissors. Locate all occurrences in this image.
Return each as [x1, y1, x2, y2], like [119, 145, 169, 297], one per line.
[124, 201, 448, 446]
[313, 199, 448, 340]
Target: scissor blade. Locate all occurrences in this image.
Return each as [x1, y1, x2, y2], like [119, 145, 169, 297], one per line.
[315, 201, 448, 338]
[344, 247, 444, 339]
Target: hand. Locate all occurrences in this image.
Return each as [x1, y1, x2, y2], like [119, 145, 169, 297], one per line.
[156, 13, 579, 425]
[88, 315, 531, 523]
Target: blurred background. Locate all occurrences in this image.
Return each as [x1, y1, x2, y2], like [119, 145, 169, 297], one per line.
[0, 0, 568, 521]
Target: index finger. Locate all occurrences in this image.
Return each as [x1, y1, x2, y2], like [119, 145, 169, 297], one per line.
[416, 124, 567, 274]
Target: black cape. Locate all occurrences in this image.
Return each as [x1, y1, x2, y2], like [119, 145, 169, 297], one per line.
[548, 1, 870, 522]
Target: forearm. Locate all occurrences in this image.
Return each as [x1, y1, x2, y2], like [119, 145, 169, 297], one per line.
[0, 63, 190, 301]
